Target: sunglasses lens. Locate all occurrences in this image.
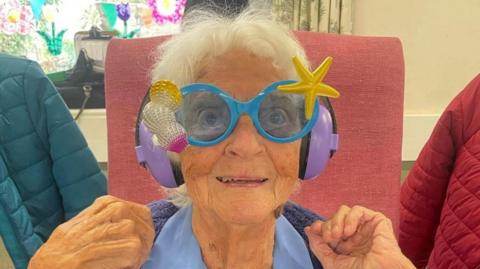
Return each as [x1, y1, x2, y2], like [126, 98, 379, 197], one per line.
[178, 90, 231, 142]
[258, 91, 309, 139]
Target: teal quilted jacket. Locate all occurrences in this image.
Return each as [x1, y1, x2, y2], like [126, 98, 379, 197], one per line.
[0, 54, 107, 269]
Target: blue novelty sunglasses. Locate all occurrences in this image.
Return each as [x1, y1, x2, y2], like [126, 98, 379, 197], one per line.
[177, 80, 320, 146]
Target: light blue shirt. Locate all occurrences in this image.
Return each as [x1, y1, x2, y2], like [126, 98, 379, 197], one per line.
[142, 205, 314, 269]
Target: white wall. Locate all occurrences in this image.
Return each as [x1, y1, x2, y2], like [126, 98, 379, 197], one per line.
[353, 0, 480, 114]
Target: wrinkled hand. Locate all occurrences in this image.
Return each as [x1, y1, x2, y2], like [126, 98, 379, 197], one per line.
[305, 205, 414, 269]
[28, 195, 155, 269]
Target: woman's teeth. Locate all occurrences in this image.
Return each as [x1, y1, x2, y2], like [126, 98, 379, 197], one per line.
[215, 176, 269, 184]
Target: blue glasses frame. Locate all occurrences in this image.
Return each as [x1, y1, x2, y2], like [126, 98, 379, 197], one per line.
[180, 80, 320, 147]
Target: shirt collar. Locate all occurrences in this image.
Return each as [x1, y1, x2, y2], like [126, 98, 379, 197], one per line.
[142, 205, 314, 269]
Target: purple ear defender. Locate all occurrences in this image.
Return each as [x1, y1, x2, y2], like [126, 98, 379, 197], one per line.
[302, 105, 338, 180]
[135, 122, 186, 188]
[135, 80, 189, 187]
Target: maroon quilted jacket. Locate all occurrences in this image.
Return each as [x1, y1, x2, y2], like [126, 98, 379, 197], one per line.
[399, 74, 480, 269]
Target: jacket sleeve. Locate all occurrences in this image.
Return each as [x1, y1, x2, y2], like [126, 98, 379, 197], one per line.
[0, 155, 43, 269]
[23, 61, 107, 220]
[399, 74, 480, 267]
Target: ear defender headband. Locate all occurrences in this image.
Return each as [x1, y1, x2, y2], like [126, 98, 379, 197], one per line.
[135, 56, 340, 188]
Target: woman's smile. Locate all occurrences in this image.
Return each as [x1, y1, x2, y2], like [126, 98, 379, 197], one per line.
[215, 176, 269, 187]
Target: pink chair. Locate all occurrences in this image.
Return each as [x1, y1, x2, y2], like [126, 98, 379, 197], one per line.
[105, 32, 404, 229]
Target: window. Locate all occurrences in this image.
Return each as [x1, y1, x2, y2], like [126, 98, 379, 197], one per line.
[1, 0, 183, 74]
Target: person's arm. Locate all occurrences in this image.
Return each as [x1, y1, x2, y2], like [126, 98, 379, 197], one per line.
[399, 74, 480, 267]
[23, 61, 107, 220]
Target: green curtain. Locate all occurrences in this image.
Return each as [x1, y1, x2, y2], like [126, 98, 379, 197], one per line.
[271, 0, 352, 34]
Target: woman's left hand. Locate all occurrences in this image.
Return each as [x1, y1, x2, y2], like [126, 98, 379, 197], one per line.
[305, 205, 415, 269]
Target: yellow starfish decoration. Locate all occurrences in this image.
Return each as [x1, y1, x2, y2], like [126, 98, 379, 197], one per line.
[278, 56, 340, 119]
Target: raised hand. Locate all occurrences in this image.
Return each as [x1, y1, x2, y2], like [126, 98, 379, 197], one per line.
[305, 205, 415, 269]
[28, 195, 155, 269]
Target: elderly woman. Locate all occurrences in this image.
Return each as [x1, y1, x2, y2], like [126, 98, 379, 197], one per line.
[29, 7, 414, 269]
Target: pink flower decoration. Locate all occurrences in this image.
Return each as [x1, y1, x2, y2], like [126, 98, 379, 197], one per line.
[0, 0, 34, 35]
[148, 0, 186, 24]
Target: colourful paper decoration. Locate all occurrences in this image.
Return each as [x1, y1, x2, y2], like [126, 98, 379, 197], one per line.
[140, 6, 153, 28]
[98, 3, 117, 31]
[116, 2, 130, 21]
[116, 3, 139, 39]
[36, 5, 66, 56]
[0, 0, 34, 35]
[37, 23, 67, 56]
[30, 0, 45, 21]
[42, 4, 56, 23]
[148, 0, 186, 24]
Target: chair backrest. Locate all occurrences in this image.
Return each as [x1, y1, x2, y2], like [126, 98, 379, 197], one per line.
[105, 32, 404, 229]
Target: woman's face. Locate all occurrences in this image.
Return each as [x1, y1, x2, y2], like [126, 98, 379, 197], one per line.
[181, 49, 301, 225]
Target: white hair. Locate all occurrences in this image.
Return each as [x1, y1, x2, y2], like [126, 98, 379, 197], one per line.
[150, 5, 309, 208]
[150, 5, 309, 85]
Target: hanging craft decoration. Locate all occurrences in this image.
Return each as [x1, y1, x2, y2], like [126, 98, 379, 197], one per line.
[36, 5, 67, 56]
[97, 2, 117, 31]
[147, 0, 186, 24]
[0, 0, 34, 35]
[116, 3, 140, 39]
[30, 0, 45, 21]
[139, 6, 153, 28]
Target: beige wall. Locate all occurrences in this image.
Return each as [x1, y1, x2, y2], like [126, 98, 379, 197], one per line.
[352, 0, 480, 114]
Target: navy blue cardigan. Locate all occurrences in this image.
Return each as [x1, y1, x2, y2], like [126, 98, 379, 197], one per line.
[148, 200, 324, 269]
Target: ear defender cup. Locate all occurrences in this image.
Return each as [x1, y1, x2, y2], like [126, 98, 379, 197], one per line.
[135, 92, 338, 188]
[298, 98, 338, 180]
[136, 122, 183, 188]
[135, 94, 183, 188]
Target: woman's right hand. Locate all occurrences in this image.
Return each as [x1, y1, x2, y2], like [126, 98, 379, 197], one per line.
[28, 195, 155, 269]
[305, 205, 415, 269]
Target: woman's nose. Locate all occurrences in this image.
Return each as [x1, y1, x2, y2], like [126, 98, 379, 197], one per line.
[224, 116, 266, 159]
